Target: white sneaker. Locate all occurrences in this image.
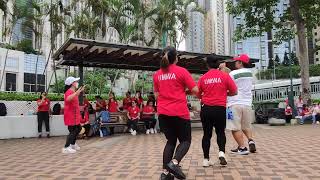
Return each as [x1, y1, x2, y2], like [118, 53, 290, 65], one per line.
[146, 129, 150, 134]
[62, 146, 76, 154]
[317, 121, 320, 125]
[154, 129, 157, 134]
[218, 151, 227, 166]
[132, 130, 137, 136]
[71, 143, 80, 151]
[129, 129, 133, 133]
[203, 159, 214, 167]
[150, 128, 154, 134]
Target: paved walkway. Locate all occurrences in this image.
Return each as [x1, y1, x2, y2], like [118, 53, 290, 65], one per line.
[0, 124, 320, 180]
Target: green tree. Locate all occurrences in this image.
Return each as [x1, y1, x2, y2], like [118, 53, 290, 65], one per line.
[226, 0, 320, 103]
[290, 52, 299, 65]
[282, 52, 290, 66]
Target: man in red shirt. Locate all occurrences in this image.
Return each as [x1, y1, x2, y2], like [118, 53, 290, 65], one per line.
[198, 56, 238, 167]
[37, 92, 51, 138]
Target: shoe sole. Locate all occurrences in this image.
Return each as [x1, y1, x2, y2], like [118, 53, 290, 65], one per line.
[167, 164, 186, 179]
[219, 157, 227, 166]
[231, 151, 249, 155]
[249, 144, 256, 153]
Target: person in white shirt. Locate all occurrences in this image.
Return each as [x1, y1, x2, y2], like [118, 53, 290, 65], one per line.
[227, 54, 256, 155]
[312, 103, 320, 124]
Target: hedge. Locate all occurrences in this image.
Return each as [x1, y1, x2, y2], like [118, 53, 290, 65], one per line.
[259, 64, 320, 79]
[0, 92, 139, 101]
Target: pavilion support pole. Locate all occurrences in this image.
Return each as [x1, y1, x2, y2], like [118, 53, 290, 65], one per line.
[79, 64, 84, 105]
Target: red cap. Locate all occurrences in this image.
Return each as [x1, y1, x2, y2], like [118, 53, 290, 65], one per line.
[233, 54, 250, 64]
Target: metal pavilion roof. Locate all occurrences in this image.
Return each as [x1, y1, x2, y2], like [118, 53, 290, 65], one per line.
[53, 38, 258, 74]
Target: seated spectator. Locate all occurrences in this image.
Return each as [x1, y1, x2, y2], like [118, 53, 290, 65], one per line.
[95, 96, 107, 116]
[123, 92, 133, 111]
[295, 96, 303, 116]
[135, 91, 144, 109]
[300, 104, 312, 125]
[127, 100, 140, 136]
[108, 92, 120, 112]
[79, 96, 91, 138]
[312, 103, 320, 125]
[141, 101, 157, 134]
[285, 104, 293, 124]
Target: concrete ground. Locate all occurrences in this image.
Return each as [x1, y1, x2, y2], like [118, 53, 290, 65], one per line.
[0, 124, 320, 180]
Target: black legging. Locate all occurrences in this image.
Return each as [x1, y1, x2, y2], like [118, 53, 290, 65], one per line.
[37, 111, 50, 133]
[143, 118, 157, 129]
[159, 114, 191, 169]
[201, 105, 226, 159]
[65, 125, 81, 148]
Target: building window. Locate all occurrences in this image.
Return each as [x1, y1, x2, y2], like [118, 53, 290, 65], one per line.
[316, 58, 319, 62]
[24, 73, 45, 92]
[316, 52, 319, 55]
[315, 32, 318, 36]
[6, 73, 16, 91]
[6, 57, 19, 68]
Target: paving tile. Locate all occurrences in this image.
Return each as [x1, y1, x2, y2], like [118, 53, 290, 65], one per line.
[0, 125, 320, 179]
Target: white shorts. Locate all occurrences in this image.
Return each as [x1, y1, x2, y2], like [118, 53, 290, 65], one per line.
[226, 105, 255, 131]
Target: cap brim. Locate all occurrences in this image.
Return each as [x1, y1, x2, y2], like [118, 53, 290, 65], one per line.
[74, 77, 80, 82]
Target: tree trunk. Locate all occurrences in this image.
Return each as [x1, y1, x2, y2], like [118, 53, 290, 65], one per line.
[289, 0, 311, 104]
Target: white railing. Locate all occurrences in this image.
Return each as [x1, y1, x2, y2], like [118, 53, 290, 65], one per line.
[253, 82, 320, 102]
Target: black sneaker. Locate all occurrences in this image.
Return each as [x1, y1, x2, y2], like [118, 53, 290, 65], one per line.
[160, 173, 174, 180]
[248, 140, 256, 153]
[167, 161, 186, 179]
[231, 147, 249, 155]
[38, 134, 42, 138]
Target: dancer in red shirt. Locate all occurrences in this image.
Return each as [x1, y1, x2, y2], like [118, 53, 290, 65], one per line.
[127, 100, 140, 136]
[62, 76, 85, 154]
[37, 92, 50, 138]
[154, 47, 198, 180]
[198, 56, 237, 167]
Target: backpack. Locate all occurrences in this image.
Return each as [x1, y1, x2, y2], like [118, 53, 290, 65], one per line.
[0, 103, 7, 116]
[100, 111, 111, 123]
[52, 103, 61, 115]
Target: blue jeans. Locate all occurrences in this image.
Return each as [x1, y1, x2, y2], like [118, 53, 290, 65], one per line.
[301, 115, 312, 124]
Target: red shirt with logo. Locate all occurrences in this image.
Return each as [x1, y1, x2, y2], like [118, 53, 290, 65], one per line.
[128, 106, 140, 120]
[198, 69, 237, 107]
[96, 100, 107, 112]
[153, 64, 196, 120]
[142, 105, 155, 118]
[108, 99, 119, 112]
[37, 98, 50, 112]
[64, 89, 81, 126]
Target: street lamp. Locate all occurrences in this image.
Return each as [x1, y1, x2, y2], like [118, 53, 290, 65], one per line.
[284, 21, 297, 116]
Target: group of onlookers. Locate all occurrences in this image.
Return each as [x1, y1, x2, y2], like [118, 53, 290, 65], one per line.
[284, 95, 320, 125]
[36, 90, 157, 139]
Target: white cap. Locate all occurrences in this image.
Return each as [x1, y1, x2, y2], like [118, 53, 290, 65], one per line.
[65, 76, 80, 86]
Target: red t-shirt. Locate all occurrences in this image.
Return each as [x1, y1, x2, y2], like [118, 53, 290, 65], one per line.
[302, 109, 310, 116]
[142, 105, 155, 118]
[108, 99, 119, 112]
[285, 106, 292, 115]
[96, 100, 107, 112]
[198, 69, 237, 107]
[123, 97, 132, 110]
[81, 99, 90, 124]
[136, 97, 144, 107]
[153, 64, 196, 120]
[37, 98, 50, 112]
[64, 89, 81, 126]
[128, 106, 140, 120]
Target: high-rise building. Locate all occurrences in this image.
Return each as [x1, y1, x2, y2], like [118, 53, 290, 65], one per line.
[186, 0, 205, 53]
[232, 0, 294, 70]
[312, 27, 320, 65]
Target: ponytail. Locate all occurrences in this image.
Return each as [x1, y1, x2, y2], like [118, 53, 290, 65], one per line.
[160, 52, 170, 69]
[160, 46, 177, 70]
